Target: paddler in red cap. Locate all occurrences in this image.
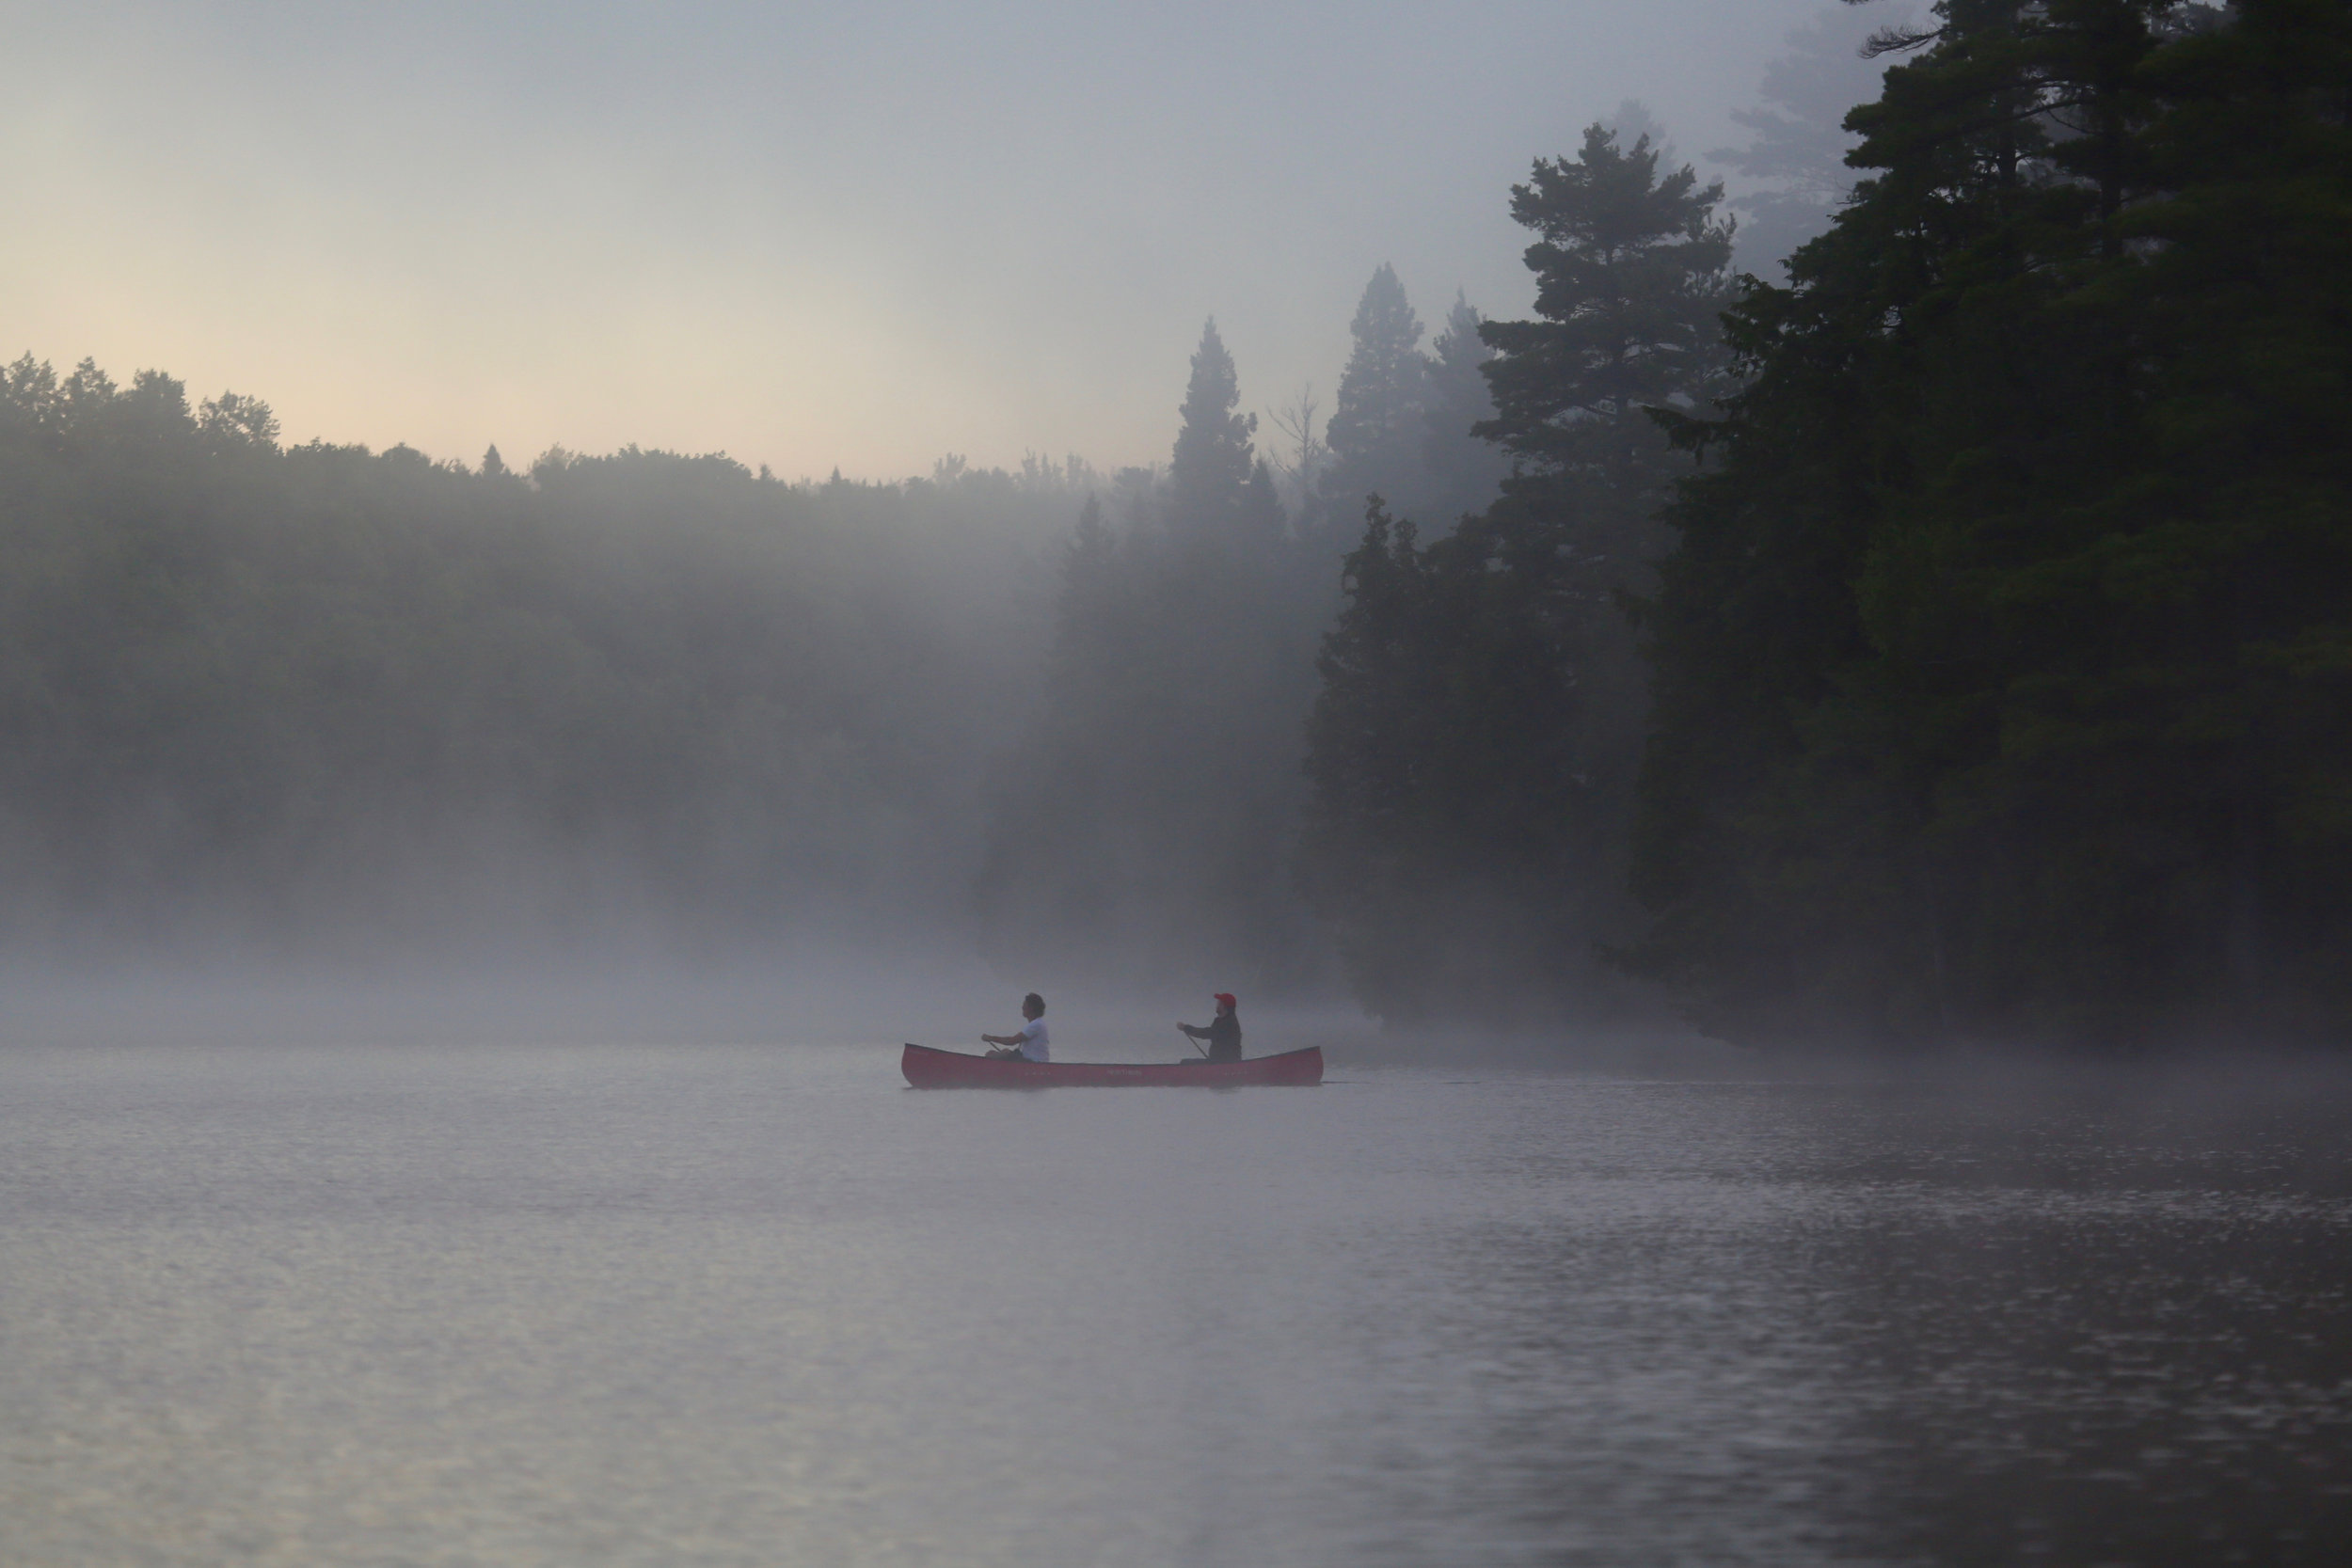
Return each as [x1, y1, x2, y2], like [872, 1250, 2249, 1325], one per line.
[1178, 993, 1242, 1063]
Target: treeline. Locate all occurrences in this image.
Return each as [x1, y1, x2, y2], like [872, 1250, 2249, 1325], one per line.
[0, 285, 1509, 982]
[1299, 0, 2352, 1048]
[0, 359, 1088, 952]
[8, 2, 2344, 1051]
[0, 16, 1861, 997]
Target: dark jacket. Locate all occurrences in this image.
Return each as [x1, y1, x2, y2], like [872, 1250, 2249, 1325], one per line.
[1183, 1013, 1242, 1063]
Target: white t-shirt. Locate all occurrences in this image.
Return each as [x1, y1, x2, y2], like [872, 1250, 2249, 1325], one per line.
[1017, 1018, 1050, 1062]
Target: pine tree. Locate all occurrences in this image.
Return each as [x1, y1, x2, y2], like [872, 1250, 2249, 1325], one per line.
[1167, 319, 1258, 540]
[1478, 125, 1736, 496]
[1321, 264, 1427, 538]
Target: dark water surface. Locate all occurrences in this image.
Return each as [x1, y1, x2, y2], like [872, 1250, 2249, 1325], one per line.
[3, 1042, 2347, 1565]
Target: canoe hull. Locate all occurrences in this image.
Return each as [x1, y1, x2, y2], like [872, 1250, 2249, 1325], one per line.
[900, 1042, 1323, 1089]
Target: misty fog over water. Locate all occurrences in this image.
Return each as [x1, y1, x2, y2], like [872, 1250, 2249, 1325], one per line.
[0, 0, 1903, 1012]
[15, 0, 2344, 1046]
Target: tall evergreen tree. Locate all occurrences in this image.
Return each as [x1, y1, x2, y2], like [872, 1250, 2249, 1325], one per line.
[1168, 319, 1259, 540]
[1321, 264, 1428, 539]
[1477, 125, 1738, 499]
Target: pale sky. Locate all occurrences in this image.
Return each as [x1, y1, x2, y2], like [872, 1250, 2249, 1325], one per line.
[6, 0, 1837, 479]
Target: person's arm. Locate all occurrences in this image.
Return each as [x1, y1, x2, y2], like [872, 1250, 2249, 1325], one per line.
[981, 1031, 1020, 1046]
[1178, 1022, 1204, 1039]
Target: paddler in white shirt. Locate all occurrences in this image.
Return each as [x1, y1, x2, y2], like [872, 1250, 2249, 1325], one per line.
[981, 992, 1051, 1061]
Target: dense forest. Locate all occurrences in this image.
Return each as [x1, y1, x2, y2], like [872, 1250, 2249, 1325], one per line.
[5, 1, 2344, 1051]
[1301, 0, 2349, 1049]
[0, 367, 1095, 956]
[1625, 0, 2352, 1049]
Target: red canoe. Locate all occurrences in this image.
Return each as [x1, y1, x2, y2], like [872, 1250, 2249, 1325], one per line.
[900, 1041, 1324, 1088]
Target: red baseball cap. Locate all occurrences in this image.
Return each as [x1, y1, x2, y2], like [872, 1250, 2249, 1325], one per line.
[1213, 992, 1237, 1008]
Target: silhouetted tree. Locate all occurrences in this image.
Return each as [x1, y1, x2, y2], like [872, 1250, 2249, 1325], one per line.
[1168, 319, 1259, 541]
[196, 390, 279, 451]
[1478, 124, 1737, 494]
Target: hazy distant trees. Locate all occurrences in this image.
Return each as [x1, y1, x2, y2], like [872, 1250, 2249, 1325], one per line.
[1710, 5, 1899, 275]
[1315, 268, 1509, 546]
[0, 356, 1074, 954]
[1418, 293, 1511, 531]
[973, 321, 1319, 990]
[972, 266, 1524, 998]
[1299, 126, 1737, 1024]
[1263, 385, 1330, 524]
[969, 269, 1527, 998]
[1629, 0, 2352, 1048]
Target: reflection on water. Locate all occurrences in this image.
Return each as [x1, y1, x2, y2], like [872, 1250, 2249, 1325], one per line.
[1, 1044, 2346, 1565]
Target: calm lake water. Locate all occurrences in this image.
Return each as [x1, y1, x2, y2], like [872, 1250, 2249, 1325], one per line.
[3, 1040, 2348, 1566]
